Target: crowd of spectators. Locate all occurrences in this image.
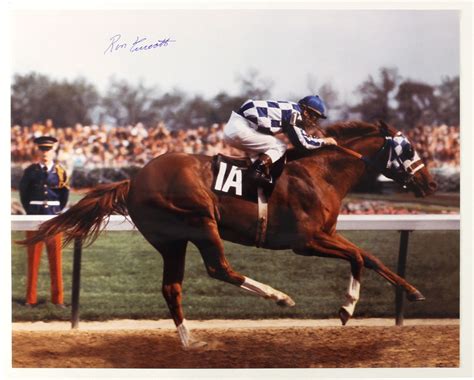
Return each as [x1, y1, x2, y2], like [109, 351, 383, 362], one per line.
[406, 124, 460, 171]
[11, 120, 242, 173]
[11, 120, 460, 173]
[11, 120, 460, 215]
[340, 200, 457, 215]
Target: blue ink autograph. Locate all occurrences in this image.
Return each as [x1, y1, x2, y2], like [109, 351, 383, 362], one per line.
[104, 34, 176, 54]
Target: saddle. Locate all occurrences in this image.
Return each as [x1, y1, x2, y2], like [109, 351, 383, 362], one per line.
[211, 153, 285, 203]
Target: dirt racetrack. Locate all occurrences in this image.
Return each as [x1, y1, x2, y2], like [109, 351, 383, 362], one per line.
[13, 319, 459, 368]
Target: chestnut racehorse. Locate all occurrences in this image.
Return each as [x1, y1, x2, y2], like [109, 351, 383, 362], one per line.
[21, 120, 437, 348]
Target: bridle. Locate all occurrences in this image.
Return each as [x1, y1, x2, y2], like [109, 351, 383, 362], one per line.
[335, 131, 425, 189]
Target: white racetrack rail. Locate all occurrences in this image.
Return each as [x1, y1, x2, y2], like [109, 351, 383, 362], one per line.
[11, 214, 461, 231]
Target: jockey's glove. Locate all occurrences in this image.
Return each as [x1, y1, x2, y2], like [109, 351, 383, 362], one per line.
[322, 137, 338, 146]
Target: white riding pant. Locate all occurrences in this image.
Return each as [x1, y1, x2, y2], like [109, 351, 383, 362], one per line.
[223, 112, 287, 163]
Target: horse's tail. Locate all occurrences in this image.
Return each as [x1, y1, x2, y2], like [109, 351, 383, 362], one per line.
[17, 180, 131, 247]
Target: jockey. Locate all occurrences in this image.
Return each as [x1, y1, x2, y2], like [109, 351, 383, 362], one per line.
[223, 95, 338, 186]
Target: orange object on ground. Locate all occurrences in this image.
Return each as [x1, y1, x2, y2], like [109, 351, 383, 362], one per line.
[25, 231, 63, 305]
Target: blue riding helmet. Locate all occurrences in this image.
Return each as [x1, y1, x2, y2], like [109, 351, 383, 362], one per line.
[298, 95, 328, 119]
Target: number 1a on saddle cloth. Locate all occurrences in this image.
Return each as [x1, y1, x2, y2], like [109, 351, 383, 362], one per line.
[211, 154, 285, 202]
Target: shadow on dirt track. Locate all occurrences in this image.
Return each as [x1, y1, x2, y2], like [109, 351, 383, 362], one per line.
[13, 325, 459, 368]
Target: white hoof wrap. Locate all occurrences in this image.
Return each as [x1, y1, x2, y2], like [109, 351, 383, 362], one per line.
[240, 277, 295, 306]
[177, 320, 207, 349]
[177, 320, 191, 348]
[341, 276, 360, 316]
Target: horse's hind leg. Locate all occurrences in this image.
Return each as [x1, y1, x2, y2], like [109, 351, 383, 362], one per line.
[154, 240, 206, 349]
[192, 218, 295, 307]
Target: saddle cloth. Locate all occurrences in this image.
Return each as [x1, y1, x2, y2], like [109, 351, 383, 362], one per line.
[211, 154, 285, 203]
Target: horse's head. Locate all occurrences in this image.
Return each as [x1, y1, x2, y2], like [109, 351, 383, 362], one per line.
[376, 121, 437, 198]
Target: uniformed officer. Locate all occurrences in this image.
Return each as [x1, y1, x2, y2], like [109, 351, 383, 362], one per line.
[19, 136, 69, 308]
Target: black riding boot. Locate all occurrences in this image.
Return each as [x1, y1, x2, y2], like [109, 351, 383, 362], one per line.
[247, 154, 273, 186]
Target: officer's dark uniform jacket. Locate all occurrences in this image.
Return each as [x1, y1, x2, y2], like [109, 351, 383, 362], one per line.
[19, 163, 69, 215]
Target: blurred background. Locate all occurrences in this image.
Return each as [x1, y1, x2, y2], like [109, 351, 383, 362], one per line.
[10, 9, 460, 215]
[10, 8, 461, 321]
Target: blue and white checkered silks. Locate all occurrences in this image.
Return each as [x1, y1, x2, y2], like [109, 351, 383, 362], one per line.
[238, 99, 325, 150]
[238, 99, 303, 135]
[385, 132, 424, 175]
[290, 125, 324, 149]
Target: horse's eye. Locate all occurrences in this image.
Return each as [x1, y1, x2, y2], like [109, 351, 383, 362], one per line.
[406, 146, 415, 159]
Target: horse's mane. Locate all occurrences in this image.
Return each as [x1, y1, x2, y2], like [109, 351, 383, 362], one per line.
[286, 120, 394, 162]
[324, 120, 380, 139]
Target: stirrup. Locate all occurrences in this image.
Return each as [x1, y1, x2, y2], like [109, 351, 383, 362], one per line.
[248, 169, 272, 186]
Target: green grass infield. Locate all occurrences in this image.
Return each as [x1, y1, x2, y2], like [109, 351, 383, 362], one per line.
[12, 229, 459, 322]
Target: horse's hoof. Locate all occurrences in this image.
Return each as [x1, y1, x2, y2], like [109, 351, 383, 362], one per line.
[407, 290, 426, 302]
[277, 297, 295, 307]
[183, 340, 208, 350]
[339, 307, 351, 326]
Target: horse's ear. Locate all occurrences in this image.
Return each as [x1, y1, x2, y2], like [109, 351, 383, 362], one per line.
[378, 120, 390, 136]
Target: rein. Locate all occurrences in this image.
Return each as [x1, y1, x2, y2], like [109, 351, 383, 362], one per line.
[330, 130, 383, 165]
[335, 145, 363, 160]
[334, 138, 391, 172]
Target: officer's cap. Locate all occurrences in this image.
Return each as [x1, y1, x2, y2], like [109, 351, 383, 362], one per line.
[33, 136, 58, 151]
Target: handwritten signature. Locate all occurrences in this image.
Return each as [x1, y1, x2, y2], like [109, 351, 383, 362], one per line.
[104, 34, 176, 54]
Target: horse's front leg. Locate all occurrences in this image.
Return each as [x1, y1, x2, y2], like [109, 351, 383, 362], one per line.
[293, 232, 364, 325]
[335, 233, 425, 301]
[158, 241, 207, 350]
